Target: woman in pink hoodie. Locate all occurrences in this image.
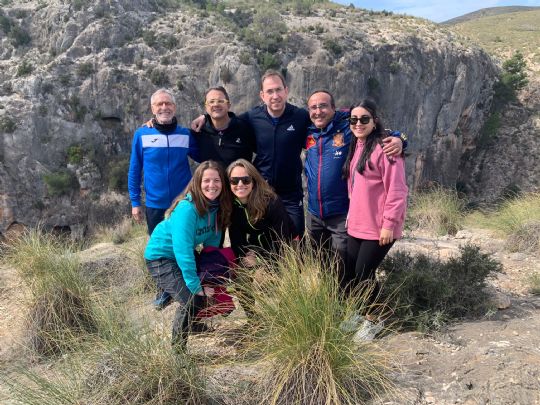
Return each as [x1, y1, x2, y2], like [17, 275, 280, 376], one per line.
[342, 99, 408, 340]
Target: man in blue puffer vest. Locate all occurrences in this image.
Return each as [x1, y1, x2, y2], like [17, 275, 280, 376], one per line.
[304, 90, 406, 269]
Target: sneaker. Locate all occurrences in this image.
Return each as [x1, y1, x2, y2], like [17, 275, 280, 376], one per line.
[153, 291, 172, 310]
[339, 313, 365, 333]
[353, 319, 384, 342]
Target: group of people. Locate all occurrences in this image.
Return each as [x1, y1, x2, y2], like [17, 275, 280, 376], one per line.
[128, 70, 408, 350]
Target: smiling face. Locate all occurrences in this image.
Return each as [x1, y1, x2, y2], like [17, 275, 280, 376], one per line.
[201, 168, 222, 201]
[229, 165, 253, 203]
[205, 89, 230, 122]
[151, 91, 176, 124]
[308, 92, 336, 129]
[260, 75, 289, 118]
[350, 106, 376, 140]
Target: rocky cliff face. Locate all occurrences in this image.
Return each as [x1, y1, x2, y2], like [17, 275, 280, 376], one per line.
[0, 0, 499, 237]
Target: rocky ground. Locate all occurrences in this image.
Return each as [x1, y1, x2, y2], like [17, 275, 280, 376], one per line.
[1, 228, 539, 404]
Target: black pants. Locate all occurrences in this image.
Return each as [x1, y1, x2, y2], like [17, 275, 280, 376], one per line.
[279, 191, 305, 237]
[146, 258, 205, 349]
[306, 212, 348, 273]
[344, 236, 394, 308]
[145, 207, 167, 235]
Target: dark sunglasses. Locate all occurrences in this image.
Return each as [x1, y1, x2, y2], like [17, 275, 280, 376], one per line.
[229, 176, 252, 185]
[348, 115, 372, 125]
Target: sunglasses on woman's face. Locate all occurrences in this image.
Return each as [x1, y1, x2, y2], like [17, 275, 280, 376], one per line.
[229, 176, 252, 185]
[348, 115, 372, 125]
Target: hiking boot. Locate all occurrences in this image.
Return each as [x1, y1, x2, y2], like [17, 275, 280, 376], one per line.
[190, 321, 212, 334]
[153, 291, 172, 310]
[353, 319, 385, 342]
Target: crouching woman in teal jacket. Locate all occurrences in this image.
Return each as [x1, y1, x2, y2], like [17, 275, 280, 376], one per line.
[144, 160, 232, 350]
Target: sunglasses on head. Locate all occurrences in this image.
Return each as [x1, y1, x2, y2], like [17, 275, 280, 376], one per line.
[229, 176, 252, 185]
[348, 115, 373, 125]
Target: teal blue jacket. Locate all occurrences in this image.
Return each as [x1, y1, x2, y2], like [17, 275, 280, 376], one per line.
[144, 194, 221, 294]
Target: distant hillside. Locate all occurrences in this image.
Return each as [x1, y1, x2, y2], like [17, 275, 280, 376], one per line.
[441, 6, 540, 25]
[448, 9, 540, 68]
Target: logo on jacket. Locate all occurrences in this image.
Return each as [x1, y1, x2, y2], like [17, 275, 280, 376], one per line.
[305, 135, 316, 149]
[235, 138, 241, 143]
[332, 132, 344, 147]
[151, 138, 159, 143]
[287, 125, 295, 131]
[334, 150, 343, 157]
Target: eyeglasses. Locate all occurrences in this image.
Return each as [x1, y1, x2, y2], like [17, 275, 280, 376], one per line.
[263, 87, 285, 96]
[307, 103, 330, 112]
[229, 176, 252, 185]
[152, 101, 174, 107]
[205, 99, 229, 106]
[348, 115, 373, 125]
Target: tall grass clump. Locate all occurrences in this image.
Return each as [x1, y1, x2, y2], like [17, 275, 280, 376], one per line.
[93, 216, 147, 245]
[473, 193, 540, 253]
[407, 186, 465, 235]
[5, 306, 207, 405]
[379, 244, 502, 332]
[236, 241, 395, 405]
[2, 229, 98, 356]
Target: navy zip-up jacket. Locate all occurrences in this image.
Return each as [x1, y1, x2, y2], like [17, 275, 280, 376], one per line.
[240, 103, 311, 196]
[305, 110, 351, 219]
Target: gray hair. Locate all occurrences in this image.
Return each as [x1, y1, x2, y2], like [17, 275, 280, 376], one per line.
[150, 88, 176, 105]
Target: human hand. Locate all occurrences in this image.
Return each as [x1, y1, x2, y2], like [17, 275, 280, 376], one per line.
[196, 286, 215, 297]
[382, 136, 402, 156]
[143, 118, 154, 128]
[132, 206, 143, 223]
[379, 228, 393, 246]
[241, 251, 257, 267]
[191, 115, 205, 132]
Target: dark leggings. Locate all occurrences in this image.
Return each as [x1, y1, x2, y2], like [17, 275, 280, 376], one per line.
[343, 236, 394, 309]
[146, 258, 205, 349]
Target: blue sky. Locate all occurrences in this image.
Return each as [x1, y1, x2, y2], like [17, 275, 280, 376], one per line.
[333, 0, 540, 22]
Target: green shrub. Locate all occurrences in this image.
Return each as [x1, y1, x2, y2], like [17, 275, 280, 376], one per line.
[243, 9, 287, 53]
[379, 244, 502, 331]
[238, 51, 252, 65]
[43, 169, 79, 196]
[0, 116, 16, 133]
[3, 229, 98, 356]
[108, 158, 130, 191]
[323, 37, 342, 56]
[148, 68, 169, 86]
[76, 62, 94, 78]
[478, 112, 500, 146]
[235, 242, 395, 404]
[67, 145, 84, 164]
[367, 77, 379, 92]
[142, 30, 156, 47]
[9, 24, 31, 46]
[407, 186, 465, 235]
[257, 51, 281, 71]
[0, 13, 12, 33]
[16, 59, 33, 76]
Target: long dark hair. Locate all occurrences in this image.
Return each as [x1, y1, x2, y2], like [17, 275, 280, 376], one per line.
[342, 99, 386, 179]
[227, 159, 277, 223]
[166, 160, 232, 230]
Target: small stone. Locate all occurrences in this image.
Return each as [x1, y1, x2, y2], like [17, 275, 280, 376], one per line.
[512, 331, 519, 336]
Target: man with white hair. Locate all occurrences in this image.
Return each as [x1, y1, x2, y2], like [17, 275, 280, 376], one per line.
[128, 88, 199, 309]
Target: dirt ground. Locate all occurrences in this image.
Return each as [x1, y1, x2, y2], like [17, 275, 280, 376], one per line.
[1, 228, 539, 404]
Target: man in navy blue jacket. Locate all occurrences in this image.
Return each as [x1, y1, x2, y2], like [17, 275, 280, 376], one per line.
[128, 88, 199, 234]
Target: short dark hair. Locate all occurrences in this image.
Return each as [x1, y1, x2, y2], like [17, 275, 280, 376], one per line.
[204, 86, 230, 102]
[307, 89, 335, 108]
[260, 70, 287, 90]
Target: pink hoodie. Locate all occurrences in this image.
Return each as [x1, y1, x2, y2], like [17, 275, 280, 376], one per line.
[347, 141, 408, 240]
